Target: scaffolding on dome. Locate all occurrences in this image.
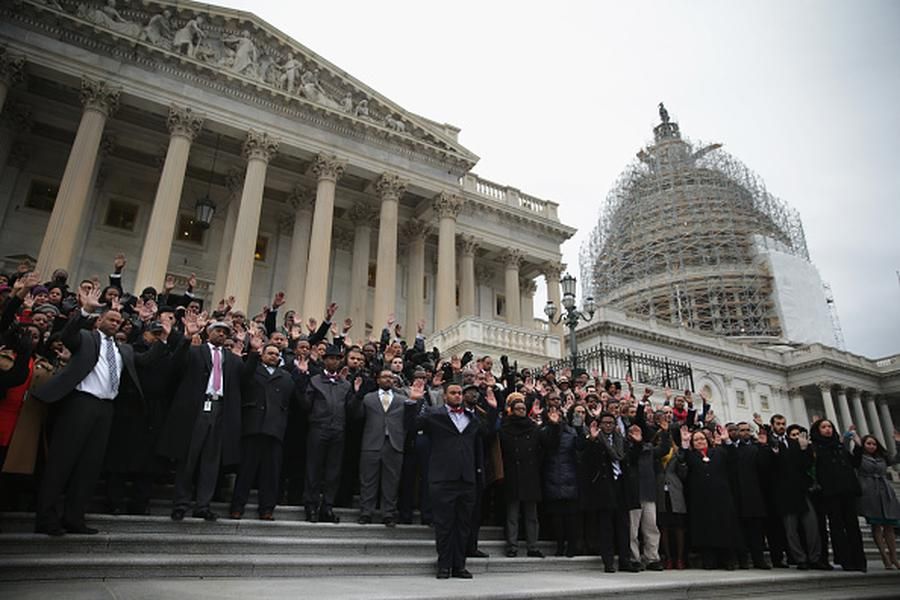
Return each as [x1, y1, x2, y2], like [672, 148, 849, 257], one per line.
[580, 107, 810, 338]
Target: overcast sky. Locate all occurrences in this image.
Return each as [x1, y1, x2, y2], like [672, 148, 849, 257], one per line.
[219, 0, 900, 358]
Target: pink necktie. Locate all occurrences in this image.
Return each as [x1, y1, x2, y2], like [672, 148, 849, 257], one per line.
[212, 347, 222, 393]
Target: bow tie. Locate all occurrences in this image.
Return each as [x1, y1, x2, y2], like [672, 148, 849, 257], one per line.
[449, 405, 465, 414]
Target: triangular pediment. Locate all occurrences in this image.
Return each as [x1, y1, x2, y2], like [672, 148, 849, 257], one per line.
[12, 0, 478, 169]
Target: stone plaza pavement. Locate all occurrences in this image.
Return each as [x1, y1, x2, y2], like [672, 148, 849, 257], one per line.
[2, 565, 899, 600]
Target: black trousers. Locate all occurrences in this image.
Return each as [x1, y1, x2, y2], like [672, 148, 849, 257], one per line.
[595, 507, 631, 566]
[466, 478, 485, 554]
[107, 471, 154, 513]
[740, 516, 767, 565]
[232, 434, 283, 515]
[823, 494, 866, 569]
[36, 391, 114, 530]
[764, 513, 788, 563]
[430, 479, 476, 571]
[173, 402, 224, 512]
[304, 426, 344, 509]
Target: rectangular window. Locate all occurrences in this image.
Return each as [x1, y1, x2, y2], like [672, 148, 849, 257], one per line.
[104, 199, 138, 231]
[760, 394, 770, 411]
[368, 263, 377, 288]
[496, 293, 506, 317]
[26, 180, 58, 212]
[177, 214, 205, 245]
[736, 390, 747, 408]
[254, 236, 268, 262]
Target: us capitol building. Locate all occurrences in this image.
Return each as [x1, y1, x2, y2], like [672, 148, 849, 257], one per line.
[0, 0, 896, 457]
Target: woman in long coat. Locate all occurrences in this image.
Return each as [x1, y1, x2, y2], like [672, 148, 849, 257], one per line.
[852, 432, 900, 569]
[499, 394, 543, 558]
[677, 426, 743, 569]
[540, 404, 583, 557]
[810, 418, 866, 572]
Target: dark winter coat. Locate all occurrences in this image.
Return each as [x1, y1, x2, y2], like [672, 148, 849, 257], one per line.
[771, 440, 816, 517]
[539, 421, 581, 501]
[811, 426, 861, 498]
[733, 440, 772, 519]
[679, 445, 743, 550]
[499, 415, 542, 502]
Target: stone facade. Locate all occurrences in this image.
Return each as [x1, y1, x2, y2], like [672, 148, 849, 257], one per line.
[0, 0, 575, 365]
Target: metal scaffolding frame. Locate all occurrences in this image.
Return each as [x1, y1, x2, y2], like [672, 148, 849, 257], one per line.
[581, 114, 810, 338]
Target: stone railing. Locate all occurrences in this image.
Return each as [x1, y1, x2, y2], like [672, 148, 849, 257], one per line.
[428, 316, 562, 366]
[459, 173, 559, 220]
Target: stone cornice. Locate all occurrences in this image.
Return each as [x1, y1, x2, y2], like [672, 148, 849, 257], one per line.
[5, 0, 478, 172]
[461, 190, 577, 241]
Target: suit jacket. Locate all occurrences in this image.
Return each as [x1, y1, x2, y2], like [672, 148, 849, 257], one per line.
[239, 352, 295, 442]
[351, 388, 416, 453]
[296, 371, 354, 431]
[157, 340, 242, 466]
[417, 404, 494, 485]
[33, 313, 160, 405]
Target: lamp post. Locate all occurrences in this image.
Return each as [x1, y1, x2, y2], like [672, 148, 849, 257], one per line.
[544, 273, 595, 369]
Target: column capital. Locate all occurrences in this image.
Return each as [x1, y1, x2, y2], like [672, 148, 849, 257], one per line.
[0, 101, 32, 133]
[787, 387, 804, 397]
[243, 129, 279, 163]
[520, 277, 537, 296]
[333, 227, 355, 252]
[501, 248, 524, 269]
[816, 382, 833, 393]
[375, 172, 407, 200]
[401, 218, 431, 240]
[167, 105, 204, 141]
[347, 201, 378, 227]
[80, 77, 120, 117]
[457, 234, 479, 256]
[288, 184, 316, 212]
[542, 260, 565, 280]
[311, 153, 346, 182]
[0, 48, 25, 88]
[433, 191, 464, 219]
[475, 264, 495, 285]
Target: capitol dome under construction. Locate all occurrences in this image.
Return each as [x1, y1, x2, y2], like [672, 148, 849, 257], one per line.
[580, 105, 841, 346]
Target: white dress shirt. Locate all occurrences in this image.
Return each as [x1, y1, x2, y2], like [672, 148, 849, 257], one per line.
[76, 333, 123, 400]
[447, 404, 471, 433]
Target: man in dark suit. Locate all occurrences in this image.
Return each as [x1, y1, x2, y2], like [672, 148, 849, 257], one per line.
[295, 344, 355, 523]
[33, 286, 163, 535]
[229, 335, 297, 520]
[351, 368, 417, 526]
[418, 381, 497, 579]
[158, 319, 242, 521]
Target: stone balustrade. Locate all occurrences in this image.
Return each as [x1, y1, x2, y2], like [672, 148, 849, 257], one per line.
[459, 173, 559, 220]
[427, 316, 562, 367]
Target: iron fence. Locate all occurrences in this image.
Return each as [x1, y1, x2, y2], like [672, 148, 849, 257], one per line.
[547, 343, 694, 391]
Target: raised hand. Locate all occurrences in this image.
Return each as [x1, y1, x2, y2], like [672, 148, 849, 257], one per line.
[757, 429, 768, 446]
[295, 356, 309, 373]
[798, 431, 810, 450]
[113, 253, 126, 272]
[187, 273, 197, 290]
[22, 292, 35, 310]
[386, 313, 395, 327]
[450, 355, 461, 372]
[248, 328, 264, 352]
[409, 378, 426, 401]
[306, 317, 317, 333]
[272, 291, 286, 309]
[353, 376, 363, 393]
[325, 302, 338, 322]
[753, 412, 764, 427]
[226, 296, 236, 310]
[183, 312, 202, 337]
[589, 420, 600, 440]
[484, 386, 497, 409]
[547, 408, 561, 425]
[431, 369, 444, 388]
[110, 295, 123, 312]
[338, 366, 349, 380]
[80, 286, 103, 312]
[628, 424, 642, 443]
[163, 274, 176, 292]
[343, 318, 353, 333]
[680, 425, 691, 447]
[416, 319, 425, 334]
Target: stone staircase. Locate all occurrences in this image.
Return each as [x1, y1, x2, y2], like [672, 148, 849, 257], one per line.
[1, 482, 899, 599]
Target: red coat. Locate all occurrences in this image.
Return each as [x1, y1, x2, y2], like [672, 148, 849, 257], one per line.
[0, 358, 33, 446]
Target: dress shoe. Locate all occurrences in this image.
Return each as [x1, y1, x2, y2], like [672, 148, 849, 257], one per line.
[357, 515, 372, 525]
[813, 561, 834, 571]
[675, 559, 686, 570]
[664, 559, 674, 570]
[646, 561, 664, 571]
[451, 568, 473, 579]
[319, 509, 340, 524]
[192, 509, 218, 521]
[171, 509, 185, 521]
[258, 513, 274, 521]
[229, 511, 242, 520]
[604, 563, 616, 573]
[753, 560, 772, 570]
[63, 522, 99, 535]
[383, 517, 396, 528]
[467, 549, 489, 558]
[771, 560, 789, 569]
[35, 523, 66, 537]
[796, 562, 809, 570]
[526, 549, 545, 558]
[305, 507, 319, 523]
[505, 549, 518, 558]
[436, 568, 451, 579]
[619, 561, 641, 573]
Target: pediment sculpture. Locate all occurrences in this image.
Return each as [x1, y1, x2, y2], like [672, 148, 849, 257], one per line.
[48, 0, 464, 158]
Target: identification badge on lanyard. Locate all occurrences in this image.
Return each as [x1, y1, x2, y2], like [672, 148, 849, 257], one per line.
[203, 400, 212, 412]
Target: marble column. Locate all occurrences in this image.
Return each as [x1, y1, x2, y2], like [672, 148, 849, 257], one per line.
[347, 202, 377, 333]
[877, 396, 897, 457]
[302, 155, 345, 321]
[817, 383, 839, 430]
[0, 49, 24, 113]
[789, 387, 808, 426]
[864, 392, 885, 446]
[284, 184, 315, 314]
[433, 192, 464, 331]
[835, 386, 854, 433]
[457, 235, 478, 318]
[849, 389, 869, 435]
[36, 77, 119, 276]
[543, 261, 565, 337]
[371, 173, 407, 330]
[403, 219, 430, 338]
[501, 249, 524, 326]
[212, 169, 244, 303]
[223, 130, 278, 312]
[134, 106, 204, 294]
[521, 277, 537, 329]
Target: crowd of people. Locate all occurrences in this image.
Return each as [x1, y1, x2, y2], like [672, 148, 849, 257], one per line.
[0, 254, 899, 580]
